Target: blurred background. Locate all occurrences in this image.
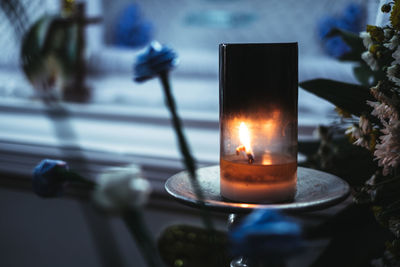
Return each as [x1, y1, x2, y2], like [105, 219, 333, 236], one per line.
[0, 0, 380, 266]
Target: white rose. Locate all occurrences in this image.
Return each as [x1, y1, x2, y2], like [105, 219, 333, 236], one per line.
[93, 165, 151, 213]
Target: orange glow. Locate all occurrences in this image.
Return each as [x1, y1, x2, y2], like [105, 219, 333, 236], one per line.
[262, 154, 273, 165]
[239, 122, 253, 155]
[264, 120, 276, 138]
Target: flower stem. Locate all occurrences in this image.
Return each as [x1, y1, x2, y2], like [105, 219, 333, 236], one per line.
[123, 209, 164, 267]
[159, 71, 215, 232]
[57, 168, 96, 187]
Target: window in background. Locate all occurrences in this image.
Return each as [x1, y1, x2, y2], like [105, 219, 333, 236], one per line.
[0, 0, 376, 184]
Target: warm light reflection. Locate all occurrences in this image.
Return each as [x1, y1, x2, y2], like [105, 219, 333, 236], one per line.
[262, 154, 273, 165]
[264, 120, 276, 138]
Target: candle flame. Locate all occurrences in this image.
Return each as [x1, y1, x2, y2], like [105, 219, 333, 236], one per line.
[236, 122, 254, 163]
[239, 122, 252, 153]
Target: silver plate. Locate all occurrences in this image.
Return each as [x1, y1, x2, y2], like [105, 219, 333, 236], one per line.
[165, 166, 350, 213]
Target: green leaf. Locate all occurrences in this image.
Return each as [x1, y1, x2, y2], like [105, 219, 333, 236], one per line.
[299, 79, 373, 116]
[391, 0, 400, 31]
[298, 140, 320, 158]
[353, 64, 374, 86]
[327, 28, 365, 62]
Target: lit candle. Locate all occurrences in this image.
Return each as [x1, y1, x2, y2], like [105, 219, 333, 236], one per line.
[236, 122, 254, 163]
[219, 43, 298, 203]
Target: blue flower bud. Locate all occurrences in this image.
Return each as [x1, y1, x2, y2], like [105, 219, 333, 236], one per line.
[133, 41, 179, 82]
[32, 159, 69, 197]
[230, 209, 302, 264]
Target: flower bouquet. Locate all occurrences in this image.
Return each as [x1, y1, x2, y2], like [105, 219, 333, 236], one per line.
[300, 1, 400, 265]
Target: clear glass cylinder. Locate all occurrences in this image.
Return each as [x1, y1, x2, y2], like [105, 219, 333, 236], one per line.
[219, 43, 298, 203]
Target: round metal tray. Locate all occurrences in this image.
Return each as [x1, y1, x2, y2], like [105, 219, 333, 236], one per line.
[165, 166, 350, 213]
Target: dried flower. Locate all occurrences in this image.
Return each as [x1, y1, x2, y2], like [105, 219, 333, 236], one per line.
[93, 165, 151, 213]
[32, 159, 68, 197]
[359, 115, 372, 134]
[370, 83, 399, 107]
[362, 51, 379, 71]
[133, 41, 179, 82]
[374, 121, 400, 175]
[230, 209, 302, 264]
[387, 64, 400, 86]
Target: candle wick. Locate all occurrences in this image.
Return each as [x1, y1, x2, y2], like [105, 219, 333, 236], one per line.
[236, 145, 254, 164]
[247, 153, 254, 164]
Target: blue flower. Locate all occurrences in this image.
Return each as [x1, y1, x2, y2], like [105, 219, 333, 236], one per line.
[324, 35, 351, 58]
[342, 3, 364, 29]
[32, 159, 69, 197]
[133, 41, 179, 82]
[230, 209, 302, 264]
[114, 4, 153, 48]
[318, 16, 340, 39]
[317, 3, 364, 58]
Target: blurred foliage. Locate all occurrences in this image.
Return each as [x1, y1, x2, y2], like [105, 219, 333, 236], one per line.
[158, 225, 230, 267]
[0, 0, 28, 37]
[21, 15, 79, 90]
[300, 2, 400, 264]
[299, 128, 376, 187]
[300, 79, 373, 117]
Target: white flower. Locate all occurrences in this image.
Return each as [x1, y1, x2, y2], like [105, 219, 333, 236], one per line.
[362, 51, 379, 71]
[384, 28, 393, 40]
[360, 31, 373, 50]
[387, 65, 400, 86]
[345, 124, 370, 148]
[384, 34, 399, 50]
[93, 165, 151, 213]
[354, 136, 370, 149]
[345, 118, 372, 149]
[345, 124, 362, 139]
[392, 46, 400, 64]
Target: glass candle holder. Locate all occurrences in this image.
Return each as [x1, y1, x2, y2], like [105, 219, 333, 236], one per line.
[219, 43, 298, 203]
